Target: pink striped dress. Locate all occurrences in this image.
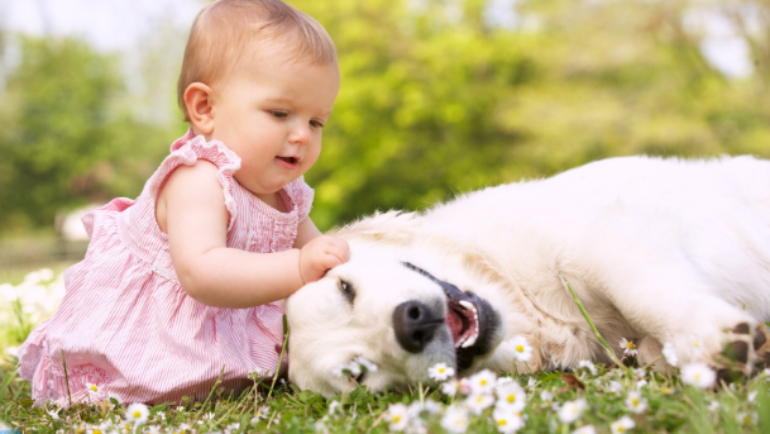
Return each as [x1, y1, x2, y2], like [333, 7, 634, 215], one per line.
[18, 129, 313, 406]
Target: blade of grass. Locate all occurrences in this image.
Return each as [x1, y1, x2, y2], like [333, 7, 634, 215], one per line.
[560, 277, 624, 368]
[265, 315, 289, 403]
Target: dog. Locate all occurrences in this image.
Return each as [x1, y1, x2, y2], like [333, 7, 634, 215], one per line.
[285, 156, 770, 397]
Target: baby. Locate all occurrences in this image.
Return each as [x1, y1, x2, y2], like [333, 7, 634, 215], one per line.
[18, 0, 349, 406]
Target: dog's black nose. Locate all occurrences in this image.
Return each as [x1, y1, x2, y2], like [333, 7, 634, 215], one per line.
[393, 300, 443, 353]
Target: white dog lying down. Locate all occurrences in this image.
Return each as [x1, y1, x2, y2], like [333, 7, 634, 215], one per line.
[286, 156, 770, 397]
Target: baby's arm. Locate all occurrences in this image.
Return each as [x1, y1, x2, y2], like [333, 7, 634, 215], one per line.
[158, 161, 342, 308]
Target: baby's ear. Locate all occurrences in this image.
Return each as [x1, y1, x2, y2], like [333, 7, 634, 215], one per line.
[184, 82, 215, 134]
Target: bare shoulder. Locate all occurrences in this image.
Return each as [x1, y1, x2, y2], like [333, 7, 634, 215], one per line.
[156, 160, 224, 234]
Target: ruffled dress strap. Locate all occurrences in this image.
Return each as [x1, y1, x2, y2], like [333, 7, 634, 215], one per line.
[284, 176, 315, 222]
[147, 128, 242, 230]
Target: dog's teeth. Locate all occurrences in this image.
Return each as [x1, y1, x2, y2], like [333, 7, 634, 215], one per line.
[459, 301, 477, 313]
[461, 332, 478, 348]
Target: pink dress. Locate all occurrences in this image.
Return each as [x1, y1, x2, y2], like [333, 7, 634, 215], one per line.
[18, 129, 313, 406]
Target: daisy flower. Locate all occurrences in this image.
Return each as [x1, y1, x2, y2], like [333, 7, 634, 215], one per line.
[577, 360, 597, 376]
[441, 379, 459, 396]
[625, 391, 648, 414]
[495, 382, 527, 412]
[465, 392, 495, 415]
[328, 401, 342, 415]
[737, 412, 757, 427]
[662, 342, 678, 366]
[353, 356, 378, 373]
[428, 362, 455, 382]
[509, 335, 533, 362]
[85, 382, 100, 395]
[492, 406, 525, 434]
[558, 398, 587, 424]
[540, 390, 554, 402]
[47, 408, 60, 420]
[607, 381, 622, 397]
[441, 405, 470, 434]
[619, 338, 637, 356]
[610, 416, 635, 434]
[681, 363, 716, 389]
[125, 403, 150, 425]
[573, 425, 597, 434]
[467, 369, 497, 395]
[385, 403, 410, 431]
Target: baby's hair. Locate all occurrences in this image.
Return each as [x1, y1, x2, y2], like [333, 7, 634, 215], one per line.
[177, 0, 337, 122]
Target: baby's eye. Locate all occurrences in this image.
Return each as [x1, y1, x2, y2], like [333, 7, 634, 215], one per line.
[270, 110, 288, 119]
[310, 120, 325, 129]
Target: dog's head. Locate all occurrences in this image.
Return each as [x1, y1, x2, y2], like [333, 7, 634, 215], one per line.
[285, 252, 503, 397]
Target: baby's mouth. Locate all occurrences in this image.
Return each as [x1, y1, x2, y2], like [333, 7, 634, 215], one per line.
[277, 156, 299, 166]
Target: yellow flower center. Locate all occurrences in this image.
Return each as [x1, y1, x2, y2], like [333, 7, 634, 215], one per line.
[507, 395, 516, 403]
[626, 342, 635, 350]
[516, 345, 524, 352]
[693, 341, 701, 348]
[618, 427, 625, 433]
[480, 379, 488, 386]
[90, 385, 98, 391]
[392, 415, 401, 423]
[133, 410, 142, 418]
[438, 367, 445, 373]
[76, 429, 86, 434]
[631, 398, 639, 406]
[498, 419, 507, 426]
[93, 430, 103, 434]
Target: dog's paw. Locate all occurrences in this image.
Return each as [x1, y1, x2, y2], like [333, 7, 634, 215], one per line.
[715, 322, 761, 383]
[752, 323, 770, 369]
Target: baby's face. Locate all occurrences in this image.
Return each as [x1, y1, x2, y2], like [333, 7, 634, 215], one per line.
[209, 55, 340, 200]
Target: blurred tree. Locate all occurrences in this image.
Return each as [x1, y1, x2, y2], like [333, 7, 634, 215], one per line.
[0, 37, 176, 233]
[294, 0, 770, 230]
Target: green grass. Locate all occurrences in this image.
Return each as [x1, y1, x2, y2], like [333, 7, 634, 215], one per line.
[2, 354, 770, 433]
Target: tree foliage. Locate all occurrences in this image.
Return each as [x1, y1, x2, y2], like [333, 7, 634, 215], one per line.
[1, 0, 770, 233]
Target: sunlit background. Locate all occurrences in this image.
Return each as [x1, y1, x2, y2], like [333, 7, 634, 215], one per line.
[0, 0, 768, 286]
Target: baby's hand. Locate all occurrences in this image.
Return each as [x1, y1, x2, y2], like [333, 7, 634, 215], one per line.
[299, 236, 350, 284]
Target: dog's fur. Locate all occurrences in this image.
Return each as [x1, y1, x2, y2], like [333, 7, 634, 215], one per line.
[286, 156, 770, 397]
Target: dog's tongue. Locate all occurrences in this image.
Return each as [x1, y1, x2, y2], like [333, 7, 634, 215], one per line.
[445, 302, 473, 347]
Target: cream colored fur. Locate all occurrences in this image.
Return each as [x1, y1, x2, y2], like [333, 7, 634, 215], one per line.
[286, 156, 770, 397]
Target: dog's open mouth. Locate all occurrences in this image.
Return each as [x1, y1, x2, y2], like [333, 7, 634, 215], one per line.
[446, 298, 479, 349]
[403, 262, 502, 371]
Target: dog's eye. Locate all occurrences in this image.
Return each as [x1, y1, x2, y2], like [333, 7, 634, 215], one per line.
[339, 279, 355, 303]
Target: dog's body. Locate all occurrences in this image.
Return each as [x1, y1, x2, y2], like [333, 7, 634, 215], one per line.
[286, 156, 770, 397]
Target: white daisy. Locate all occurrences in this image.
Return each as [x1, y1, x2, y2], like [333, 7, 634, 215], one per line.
[737, 412, 757, 427]
[509, 335, 533, 362]
[495, 381, 527, 412]
[85, 382, 100, 395]
[328, 401, 342, 415]
[492, 406, 525, 433]
[573, 425, 597, 434]
[467, 369, 497, 395]
[681, 363, 716, 389]
[441, 379, 459, 396]
[428, 362, 455, 382]
[465, 392, 495, 415]
[540, 390, 554, 402]
[610, 415, 635, 434]
[47, 408, 60, 420]
[125, 403, 150, 425]
[625, 391, 648, 414]
[353, 356, 379, 373]
[577, 360, 597, 376]
[661, 342, 678, 367]
[619, 338, 637, 356]
[607, 381, 623, 397]
[558, 398, 587, 424]
[385, 403, 410, 431]
[441, 405, 469, 434]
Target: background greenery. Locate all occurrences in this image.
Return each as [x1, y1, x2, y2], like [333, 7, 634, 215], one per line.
[1, 0, 769, 235]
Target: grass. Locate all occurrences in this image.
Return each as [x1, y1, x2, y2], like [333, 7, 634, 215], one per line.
[2, 270, 770, 433]
[3, 357, 770, 433]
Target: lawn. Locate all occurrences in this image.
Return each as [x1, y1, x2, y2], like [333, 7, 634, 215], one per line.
[1, 270, 769, 433]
